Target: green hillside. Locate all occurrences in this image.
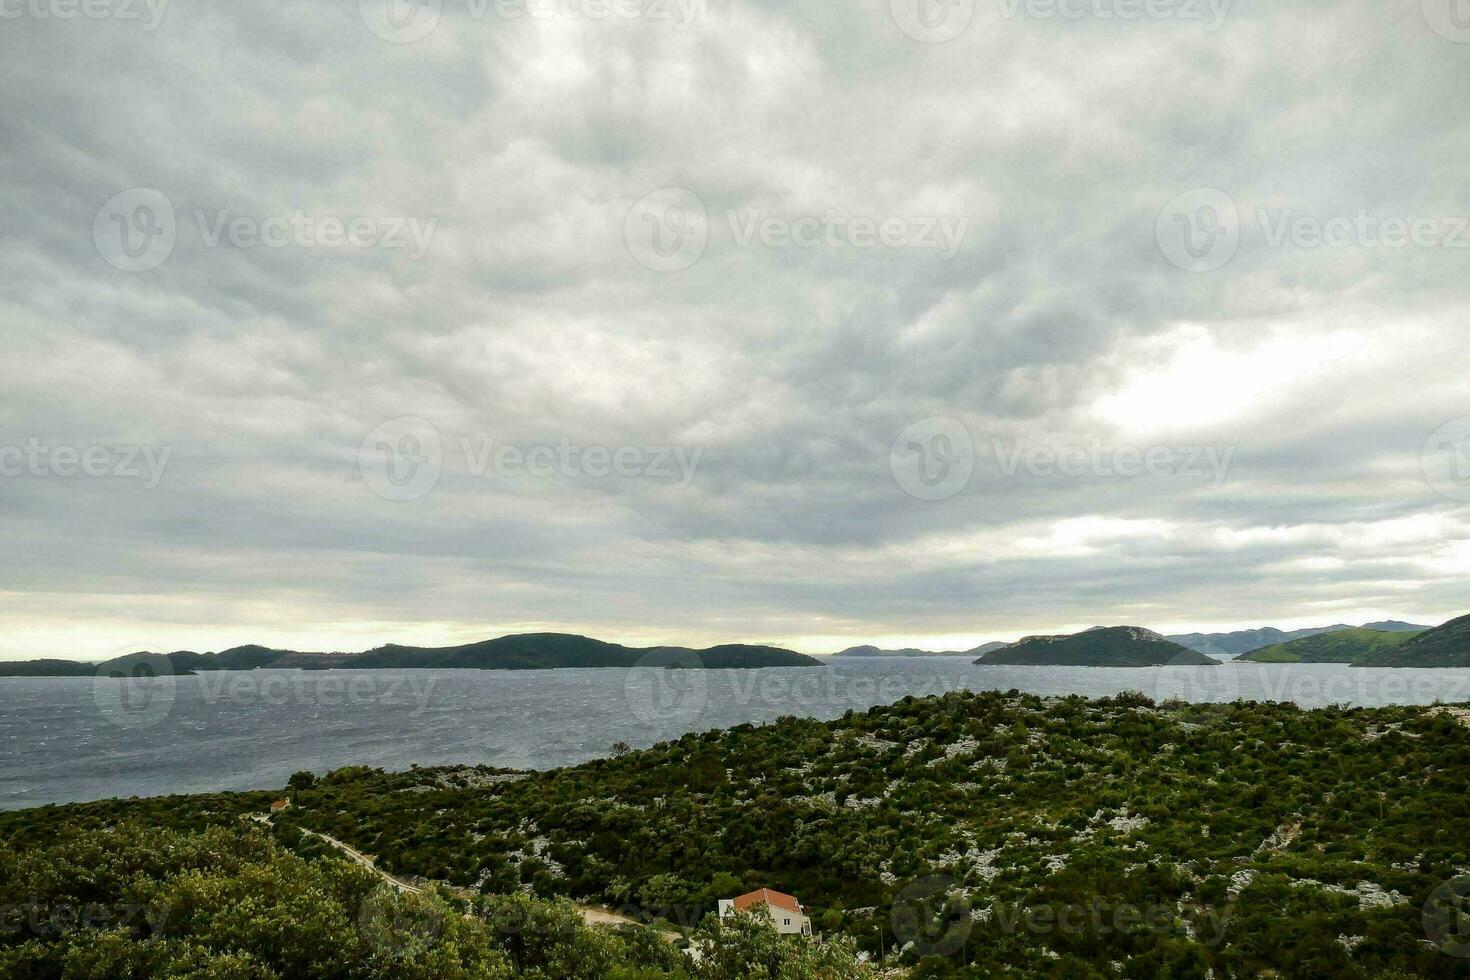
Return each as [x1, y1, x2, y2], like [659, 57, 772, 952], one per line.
[1237, 627, 1422, 663]
[1167, 625, 1347, 658]
[6, 691, 1470, 977]
[1356, 613, 1470, 667]
[0, 824, 857, 978]
[0, 633, 822, 676]
[976, 626, 1218, 666]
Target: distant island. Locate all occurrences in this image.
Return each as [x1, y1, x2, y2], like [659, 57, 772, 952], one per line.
[1236, 626, 1424, 664]
[832, 641, 1008, 658]
[1169, 620, 1429, 659]
[0, 633, 824, 676]
[7, 614, 1464, 676]
[1353, 613, 1470, 668]
[975, 626, 1219, 667]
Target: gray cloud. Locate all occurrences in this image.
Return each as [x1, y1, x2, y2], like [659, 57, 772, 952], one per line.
[1, 0, 1467, 658]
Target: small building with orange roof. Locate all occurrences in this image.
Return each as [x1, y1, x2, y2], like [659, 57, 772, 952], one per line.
[718, 887, 812, 935]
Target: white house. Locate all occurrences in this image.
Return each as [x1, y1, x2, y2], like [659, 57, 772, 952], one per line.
[718, 888, 812, 936]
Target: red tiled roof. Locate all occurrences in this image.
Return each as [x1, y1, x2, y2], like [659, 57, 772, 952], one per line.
[732, 888, 802, 914]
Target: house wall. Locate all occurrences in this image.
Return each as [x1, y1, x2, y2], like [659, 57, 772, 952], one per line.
[718, 895, 811, 936]
[764, 904, 810, 935]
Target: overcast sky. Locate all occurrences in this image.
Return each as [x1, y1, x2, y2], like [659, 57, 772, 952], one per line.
[1, 0, 1468, 660]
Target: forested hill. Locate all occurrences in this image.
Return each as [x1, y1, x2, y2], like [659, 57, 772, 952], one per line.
[1171, 621, 1432, 659]
[1355, 613, 1470, 667]
[0, 633, 822, 676]
[1236, 627, 1422, 663]
[1167, 624, 1350, 658]
[975, 626, 1218, 666]
[7, 691, 1469, 976]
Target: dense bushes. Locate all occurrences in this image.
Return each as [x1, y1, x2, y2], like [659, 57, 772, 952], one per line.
[0, 825, 872, 979]
[4, 690, 1469, 976]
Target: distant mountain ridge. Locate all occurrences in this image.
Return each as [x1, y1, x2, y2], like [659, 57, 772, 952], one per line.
[976, 626, 1218, 667]
[1236, 627, 1423, 664]
[0, 633, 823, 677]
[1353, 614, 1470, 668]
[833, 641, 1009, 659]
[7, 617, 1457, 676]
[1168, 626, 1348, 658]
[1169, 621, 1430, 658]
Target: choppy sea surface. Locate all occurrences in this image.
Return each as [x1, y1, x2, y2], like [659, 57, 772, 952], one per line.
[3, 657, 1468, 810]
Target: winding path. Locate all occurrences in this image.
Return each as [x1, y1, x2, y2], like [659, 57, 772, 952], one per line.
[280, 818, 678, 940]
